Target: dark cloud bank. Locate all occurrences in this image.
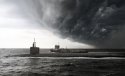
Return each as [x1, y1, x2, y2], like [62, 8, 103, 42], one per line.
[16, 0, 125, 48]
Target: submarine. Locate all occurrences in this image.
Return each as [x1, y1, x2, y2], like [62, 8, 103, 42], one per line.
[30, 38, 40, 55]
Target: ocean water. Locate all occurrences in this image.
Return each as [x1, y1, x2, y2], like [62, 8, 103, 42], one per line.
[0, 49, 125, 76]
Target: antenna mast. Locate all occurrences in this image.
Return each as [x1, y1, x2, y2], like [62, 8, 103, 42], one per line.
[33, 38, 36, 47]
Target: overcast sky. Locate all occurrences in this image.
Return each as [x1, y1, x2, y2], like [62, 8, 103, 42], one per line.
[0, 0, 92, 48]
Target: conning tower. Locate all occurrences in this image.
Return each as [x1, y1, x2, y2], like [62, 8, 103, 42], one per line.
[30, 38, 40, 55]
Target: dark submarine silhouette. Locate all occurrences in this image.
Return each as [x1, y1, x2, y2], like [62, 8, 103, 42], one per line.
[30, 38, 40, 55]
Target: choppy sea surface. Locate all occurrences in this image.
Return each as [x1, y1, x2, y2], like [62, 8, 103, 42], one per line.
[0, 49, 125, 76]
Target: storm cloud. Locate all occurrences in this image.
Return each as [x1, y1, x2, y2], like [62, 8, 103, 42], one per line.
[8, 0, 125, 48]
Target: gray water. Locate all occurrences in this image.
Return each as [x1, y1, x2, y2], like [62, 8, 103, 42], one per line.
[0, 49, 125, 76]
